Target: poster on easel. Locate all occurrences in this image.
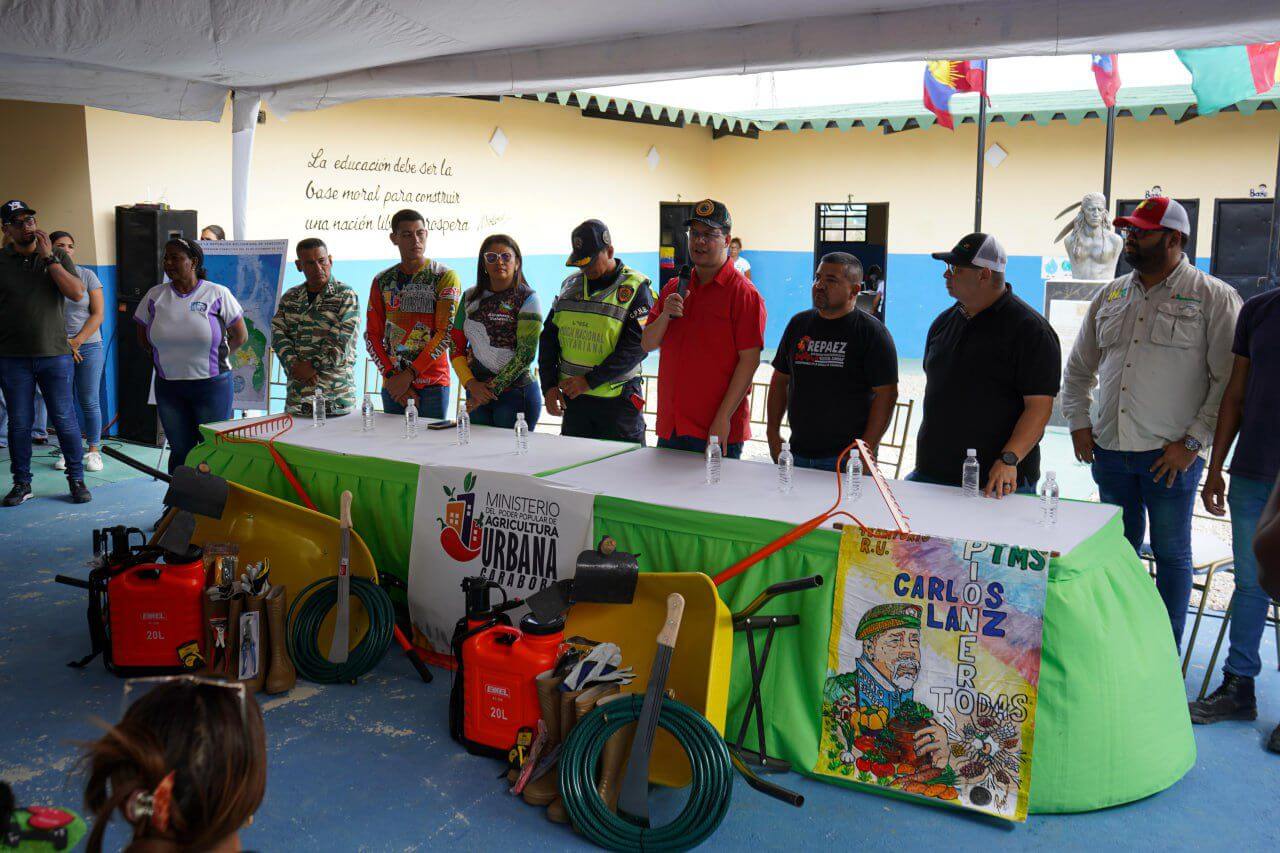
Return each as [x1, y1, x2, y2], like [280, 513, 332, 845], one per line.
[814, 527, 1050, 822]
[199, 240, 288, 410]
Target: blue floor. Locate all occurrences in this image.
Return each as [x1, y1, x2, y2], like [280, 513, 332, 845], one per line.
[1, 479, 1278, 851]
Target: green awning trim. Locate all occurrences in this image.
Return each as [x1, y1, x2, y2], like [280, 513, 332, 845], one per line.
[531, 83, 1280, 136]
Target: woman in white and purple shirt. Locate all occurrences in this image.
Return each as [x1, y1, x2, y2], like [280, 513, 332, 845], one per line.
[134, 238, 247, 472]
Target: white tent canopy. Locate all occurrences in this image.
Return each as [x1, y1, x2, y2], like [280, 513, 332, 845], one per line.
[2, 0, 1280, 121]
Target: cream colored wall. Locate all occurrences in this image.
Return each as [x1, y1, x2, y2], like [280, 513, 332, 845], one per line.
[712, 109, 1280, 258]
[60, 95, 1280, 266]
[0, 100, 96, 258]
[83, 105, 233, 265]
[80, 96, 713, 266]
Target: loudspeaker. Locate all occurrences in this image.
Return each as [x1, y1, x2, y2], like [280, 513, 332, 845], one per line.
[115, 300, 163, 446]
[114, 206, 199, 300]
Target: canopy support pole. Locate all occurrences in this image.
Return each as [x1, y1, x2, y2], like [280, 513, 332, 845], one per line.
[1102, 104, 1116, 207]
[1267, 130, 1280, 293]
[231, 92, 262, 241]
[974, 94, 987, 232]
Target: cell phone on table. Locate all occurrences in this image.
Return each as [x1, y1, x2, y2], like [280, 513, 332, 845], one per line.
[427, 419, 457, 430]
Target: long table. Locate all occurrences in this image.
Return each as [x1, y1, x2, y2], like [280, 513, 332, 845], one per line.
[187, 419, 1195, 815]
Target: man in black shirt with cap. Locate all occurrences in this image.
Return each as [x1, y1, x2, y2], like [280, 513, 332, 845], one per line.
[912, 233, 1061, 497]
[539, 219, 654, 443]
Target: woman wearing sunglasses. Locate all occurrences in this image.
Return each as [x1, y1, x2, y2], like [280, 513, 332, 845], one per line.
[450, 235, 543, 429]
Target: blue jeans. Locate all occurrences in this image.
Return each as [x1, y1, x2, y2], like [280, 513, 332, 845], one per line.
[794, 453, 845, 473]
[1224, 475, 1275, 678]
[155, 372, 234, 474]
[1091, 445, 1204, 648]
[0, 355, 84, 482]
[905, 469, 1037, 495]
[72, 341, 105, 447]
[658, 433, 744, 460]
[381, 384, 448, 419]
[32, 387, 47, 439]
[469, 382, 541, 430]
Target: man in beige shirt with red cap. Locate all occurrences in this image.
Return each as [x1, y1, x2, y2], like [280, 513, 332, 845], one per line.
[1062, 196, 1241, 650]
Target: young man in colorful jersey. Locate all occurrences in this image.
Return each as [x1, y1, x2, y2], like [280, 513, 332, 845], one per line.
[539, 219, 654, 443]
[270, 238, 359, 417]
[365, 209, 460, 418]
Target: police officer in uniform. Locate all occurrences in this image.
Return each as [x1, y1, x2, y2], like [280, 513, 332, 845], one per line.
[539, 220, 654, 443]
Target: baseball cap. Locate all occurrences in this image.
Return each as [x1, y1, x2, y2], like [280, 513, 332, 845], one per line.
[566, 219, 612, 267]
[1113, 196, 1191, 237]
[931, 232, 1007, 273]
[1, 200, 36, 225]
[685, 199, 732, 232]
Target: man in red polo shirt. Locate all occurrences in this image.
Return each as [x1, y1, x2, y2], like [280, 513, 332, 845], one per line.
[642, 199, 765, 458]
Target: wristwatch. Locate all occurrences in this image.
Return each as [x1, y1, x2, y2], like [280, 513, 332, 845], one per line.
[1183, 436, 1203, 453]
[1000, 451, 1019, 466]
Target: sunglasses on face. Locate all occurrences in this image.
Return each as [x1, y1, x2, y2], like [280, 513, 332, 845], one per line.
[688, 228, 723, 244]
[484, 251, 514, 264]
[1121, 226, 1169, 240]
[7, 216, 35, 228]
[945, 263, 979, 275]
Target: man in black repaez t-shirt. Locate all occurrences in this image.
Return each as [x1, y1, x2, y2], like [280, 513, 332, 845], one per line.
[912, 232, 1062, 497]
[766, 252, 899, 471]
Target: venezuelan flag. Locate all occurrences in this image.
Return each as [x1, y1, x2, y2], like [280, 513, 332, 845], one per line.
[1176, 43, 1280, 114]
[923, 60, 987, 130]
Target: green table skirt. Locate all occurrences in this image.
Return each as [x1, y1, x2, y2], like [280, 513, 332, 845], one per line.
[591, 496, 1195, 814]
[189, 433, 1196, 813]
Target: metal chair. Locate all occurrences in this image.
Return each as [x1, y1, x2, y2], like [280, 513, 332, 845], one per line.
[877, 399, 915, 479]
[1195, 595, 1280, 699]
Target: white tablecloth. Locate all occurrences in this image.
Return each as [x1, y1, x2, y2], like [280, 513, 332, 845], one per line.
[543, 447, 1118, 553]
[204, 414, 638, 477]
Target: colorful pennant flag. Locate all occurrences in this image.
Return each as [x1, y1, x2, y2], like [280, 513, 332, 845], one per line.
[923, 60, 988, 130]
[1176, 43, 1280, 114]
[1091, 54, 1120, 107]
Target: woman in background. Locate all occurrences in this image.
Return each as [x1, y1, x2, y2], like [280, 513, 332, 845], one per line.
[450, 234, 543, 428]
[49, 230, 106, 472]
[200, 225, 226, 241]
[134, 238, 246, 472]
[81, 678, 266, 852]
[729, 237, 752, 280]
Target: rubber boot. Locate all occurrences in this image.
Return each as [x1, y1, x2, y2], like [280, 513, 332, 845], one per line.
[203, 594, 230, 678]
[522, 672, 564, 807]
[241, 593, 268, 693]
[545, 685, 586, 824]
[594, 692, 636, 812]
[264, 586, 296, 695]
[227, 592, 244, 681]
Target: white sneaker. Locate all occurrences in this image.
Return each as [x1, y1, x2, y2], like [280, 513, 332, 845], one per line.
[53, 452, 66, 471]
[85, 451, 104, 472]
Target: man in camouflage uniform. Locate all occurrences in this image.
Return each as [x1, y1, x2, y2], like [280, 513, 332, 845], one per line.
[270, 237, 360, 416]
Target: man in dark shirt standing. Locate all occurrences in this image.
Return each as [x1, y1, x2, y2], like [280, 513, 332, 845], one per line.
[0, 200, 91, 506]
[913, 233, 1061, 496]
[767, 252, 899, 470]
[1191, 286, 1280, 752]
[539, 219, 653, 443]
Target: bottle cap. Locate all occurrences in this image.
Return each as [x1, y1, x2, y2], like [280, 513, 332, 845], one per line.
[966, 448, 976, 456]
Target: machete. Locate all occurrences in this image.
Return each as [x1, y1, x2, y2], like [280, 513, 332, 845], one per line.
[616, 592, 685, 826]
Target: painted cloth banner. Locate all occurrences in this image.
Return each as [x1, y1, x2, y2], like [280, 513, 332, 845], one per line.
[815, 527, 1049, 822]
[198, 239, 287, 409]
[407, 465, 595, 652]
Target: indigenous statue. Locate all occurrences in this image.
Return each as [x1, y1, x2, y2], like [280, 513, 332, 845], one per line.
[1054, 192, 1123, 281]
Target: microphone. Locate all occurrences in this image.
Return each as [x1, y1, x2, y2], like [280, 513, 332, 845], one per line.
[670, 264, 691, 321]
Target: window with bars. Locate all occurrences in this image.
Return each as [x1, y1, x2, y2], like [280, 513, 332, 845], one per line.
[818, 203, 868, 243]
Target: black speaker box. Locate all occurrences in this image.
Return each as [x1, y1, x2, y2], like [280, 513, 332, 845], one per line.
[114, 206, 198, 300]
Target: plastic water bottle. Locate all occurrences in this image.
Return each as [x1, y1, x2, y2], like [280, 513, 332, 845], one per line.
[962, 449, 980, 498]
[777, 442, 794, 494]
[844, 451, 863, 503]
[311, 387, 325, 427]
[404, 397, 418, 439]
[514, 412, 529, 455]
[457, 407, 471, 445]
[1040, 471, 1060, 527]
[361, 392, 375, 432]
[705, 436, 722, 485]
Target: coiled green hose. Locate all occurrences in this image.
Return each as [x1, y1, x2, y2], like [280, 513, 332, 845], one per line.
[286, 576, 394, 684]
[559, 694, 732, 851]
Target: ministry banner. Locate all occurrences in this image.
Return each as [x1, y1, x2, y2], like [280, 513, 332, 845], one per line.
[407, 465, 595, 652]
[815, 527, 1050, 821]
[199, 239, 287, 409]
